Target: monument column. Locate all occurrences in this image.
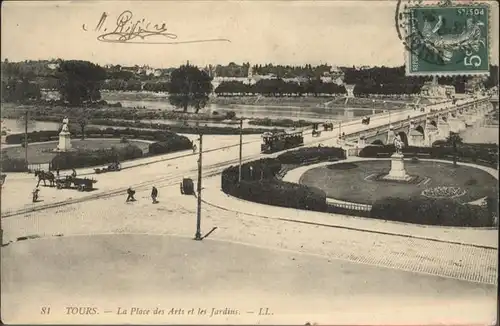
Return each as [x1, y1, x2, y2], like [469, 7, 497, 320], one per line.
[54, 117, 73, 153]
[382, 134, 412, 182]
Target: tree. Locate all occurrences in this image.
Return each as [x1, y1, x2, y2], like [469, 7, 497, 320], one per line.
[168, 64, 212, 113]
[1, 78, 41, 103]
[445, 132, 463, 167]
[56, 60, 107, 106]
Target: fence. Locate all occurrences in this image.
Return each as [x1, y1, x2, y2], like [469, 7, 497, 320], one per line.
[27, 163, 51, 171]
[328, 201, 371, 212]
[347, 147, 360, 157]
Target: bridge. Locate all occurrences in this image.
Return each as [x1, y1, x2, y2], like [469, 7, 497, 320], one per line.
[343, 96, 494, 148]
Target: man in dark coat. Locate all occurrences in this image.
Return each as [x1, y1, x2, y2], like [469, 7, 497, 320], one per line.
[126, 187, 136, 202]
[151, 186, 158, 204]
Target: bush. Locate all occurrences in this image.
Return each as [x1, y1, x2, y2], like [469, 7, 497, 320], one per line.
[371, 197, 494, 227]
[278, 146, 346, 164]
[50, 144, 144, 170]
[4, 127, 179, 144]
[0, 156, 27, 172]
[221, 158, 327, 212]
[237, 179, 327, 211]
[225, 111, 236, 120]
[248, 118, 313, 128]
[148, 135, 193, 155]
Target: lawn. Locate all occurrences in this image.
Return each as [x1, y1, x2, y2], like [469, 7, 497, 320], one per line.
[1, 139, 151, 164]
[299, 160, 497, 204]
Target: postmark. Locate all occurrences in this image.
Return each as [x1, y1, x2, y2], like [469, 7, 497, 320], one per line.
[396, 1, 491, 76]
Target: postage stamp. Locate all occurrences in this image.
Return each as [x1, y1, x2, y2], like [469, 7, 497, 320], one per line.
[404, 4, 491, 76]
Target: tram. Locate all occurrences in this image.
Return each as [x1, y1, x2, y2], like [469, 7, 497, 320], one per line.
[261, 130, 304, 154]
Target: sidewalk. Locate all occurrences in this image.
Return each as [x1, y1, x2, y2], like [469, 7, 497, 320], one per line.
[201, 174, 498, 249]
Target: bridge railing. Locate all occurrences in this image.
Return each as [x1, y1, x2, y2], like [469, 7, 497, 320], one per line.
[343, 97, 488, 140]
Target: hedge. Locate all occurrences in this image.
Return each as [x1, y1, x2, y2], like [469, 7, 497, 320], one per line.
[277, 147, 346, 165]
[371, 197, 495, 227]
[0, 157, 28, 172]
[50, 144, 143, 170]
[248, 118, 313, 128]
[221, 158, 327, 212]
[359, 144, 498, 167]
[4, 127, 180, 144]
[148, 136, 194, 155]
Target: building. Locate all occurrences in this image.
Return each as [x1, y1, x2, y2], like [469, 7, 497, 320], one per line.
[420, 83, 455, 99]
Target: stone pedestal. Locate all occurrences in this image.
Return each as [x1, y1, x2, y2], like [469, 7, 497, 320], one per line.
[382, 153, 412, 181]
[54, 131, 72, 152]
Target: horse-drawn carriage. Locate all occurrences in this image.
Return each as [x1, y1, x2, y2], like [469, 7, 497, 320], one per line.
[323, 122, 334, 131]
[56, 175, 97, 191]
[311, 123, 322, 137]
[180, 178, 195, 195]
[361, 116, 371, 125]
[312, 129, 322, 137]
[94, 162, 121, 174]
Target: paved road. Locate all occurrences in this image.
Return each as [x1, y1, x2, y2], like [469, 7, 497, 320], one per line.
[1, 234, 496, 325]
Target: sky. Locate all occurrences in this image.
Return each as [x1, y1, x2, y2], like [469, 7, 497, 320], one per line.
[1, 0, 499, 68]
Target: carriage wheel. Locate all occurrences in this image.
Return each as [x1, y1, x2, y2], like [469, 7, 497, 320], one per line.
[180, 182, 184, 194]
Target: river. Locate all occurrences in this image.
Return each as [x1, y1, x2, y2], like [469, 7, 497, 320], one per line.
[41, 90, 384, 122]
[459, 121, 499, 144]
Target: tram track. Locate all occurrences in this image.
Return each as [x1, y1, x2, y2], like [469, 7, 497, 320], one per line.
[1, 105, 449, 219]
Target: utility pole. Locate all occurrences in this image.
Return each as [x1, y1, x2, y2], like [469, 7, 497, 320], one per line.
[24, 110, 28, 172]
[194, 133, 203, 241]
[238, 118, 243, 182]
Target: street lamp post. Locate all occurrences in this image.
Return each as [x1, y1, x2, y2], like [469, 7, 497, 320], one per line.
[238, 118, 243, 182]
[194, 133, 203, 241]
[24, 110, 29, 172]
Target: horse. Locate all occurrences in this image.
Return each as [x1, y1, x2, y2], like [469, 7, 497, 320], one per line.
[34, 170, 55, 187]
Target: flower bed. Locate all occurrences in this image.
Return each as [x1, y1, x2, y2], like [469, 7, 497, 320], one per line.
[421, 186, 467, 199]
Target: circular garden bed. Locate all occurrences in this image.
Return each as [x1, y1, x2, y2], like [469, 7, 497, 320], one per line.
[299, 160, 497, 205]
[1, 139, 151, 164]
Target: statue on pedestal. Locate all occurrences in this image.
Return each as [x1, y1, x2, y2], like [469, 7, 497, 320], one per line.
[54, 116, 73, 152]
[61, 117, 69, 133]
[393, 133, 404, 155]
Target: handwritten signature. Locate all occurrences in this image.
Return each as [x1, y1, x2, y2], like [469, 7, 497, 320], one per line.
[83, 10, 230, 45]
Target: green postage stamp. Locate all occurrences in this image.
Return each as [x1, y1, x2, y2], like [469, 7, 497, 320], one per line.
[405, 4, 490, 76]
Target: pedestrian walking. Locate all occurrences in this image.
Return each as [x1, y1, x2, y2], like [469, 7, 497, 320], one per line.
[126, 187, 136, 202]
[151, 186, 158, 204]
[32, 186, 40, 203]
[56, 169, 60, 178]
[71, 168, 77, 178]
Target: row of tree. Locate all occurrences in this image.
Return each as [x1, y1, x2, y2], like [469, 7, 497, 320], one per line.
[214, 79, 346, 96]
[1, 78, 42, 103]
